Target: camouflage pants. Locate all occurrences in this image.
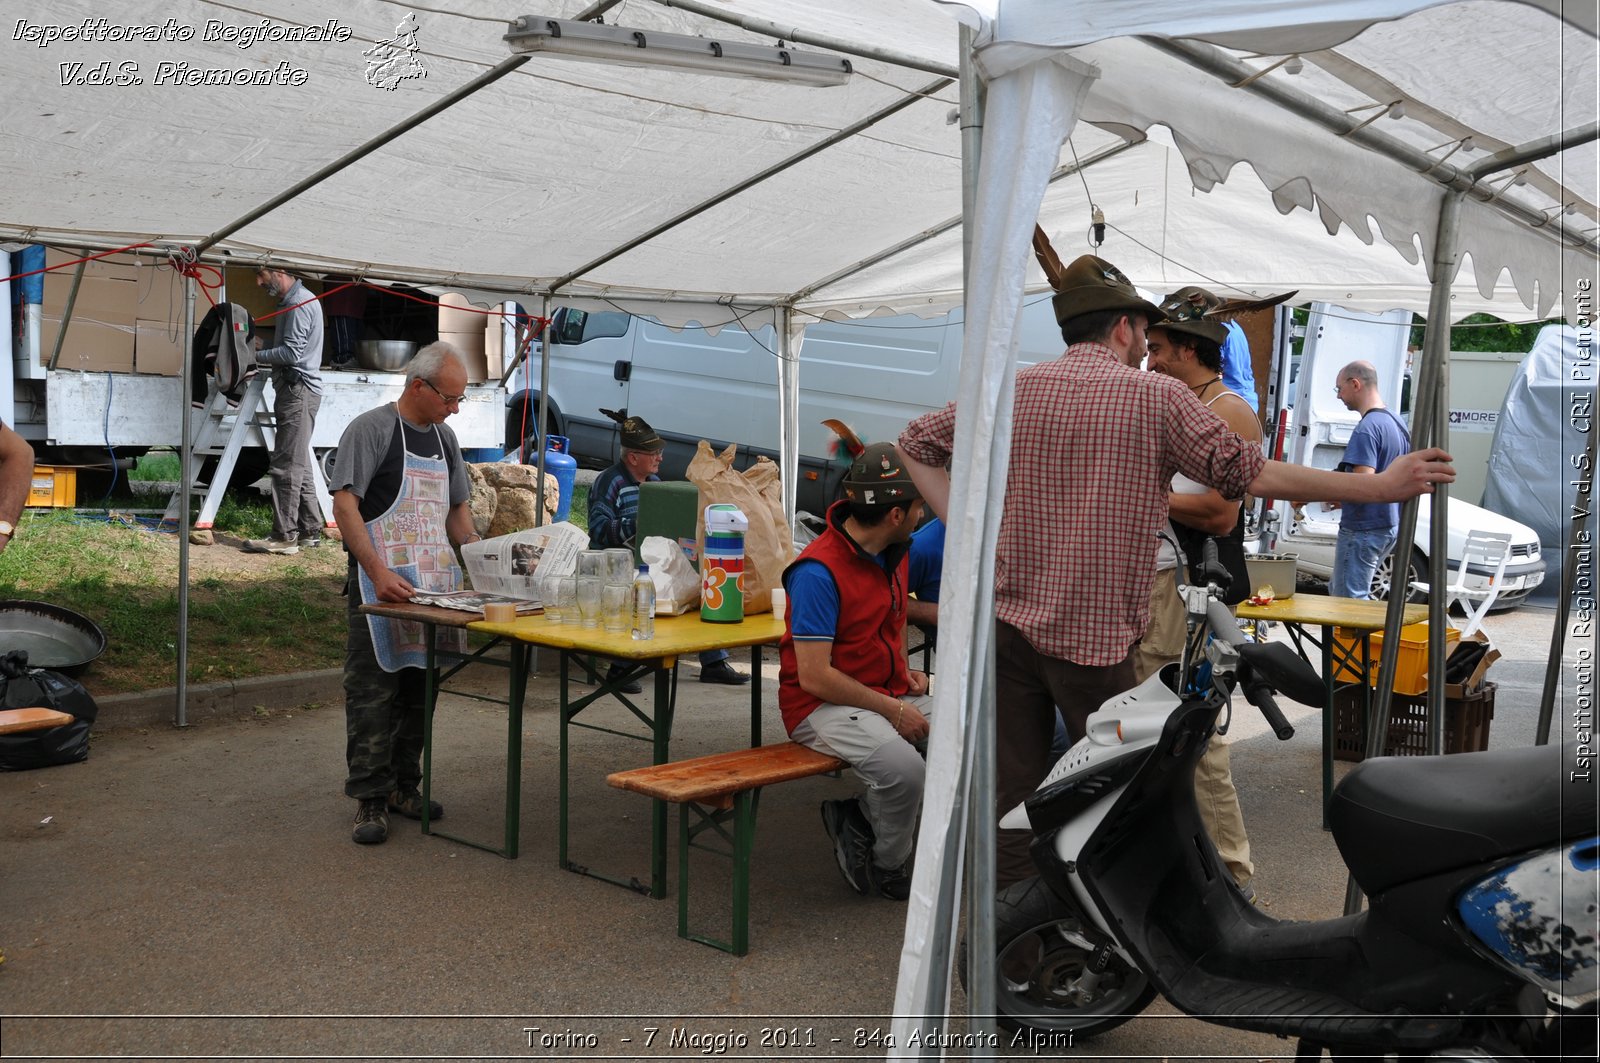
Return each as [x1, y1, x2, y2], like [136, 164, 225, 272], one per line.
[343, 579, 425, 800]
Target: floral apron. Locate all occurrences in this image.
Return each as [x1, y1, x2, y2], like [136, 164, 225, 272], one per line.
[358, 421, 466, 671]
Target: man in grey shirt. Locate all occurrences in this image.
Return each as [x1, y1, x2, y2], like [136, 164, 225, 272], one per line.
[243, 265, 324, 555]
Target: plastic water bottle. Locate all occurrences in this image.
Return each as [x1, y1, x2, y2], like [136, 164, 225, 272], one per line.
[632, 564, 655, 641]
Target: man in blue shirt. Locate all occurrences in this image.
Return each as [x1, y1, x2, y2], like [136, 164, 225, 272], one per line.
[1330, 360, 1411, 598]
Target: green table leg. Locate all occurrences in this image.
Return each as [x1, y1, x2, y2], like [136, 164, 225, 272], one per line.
[1320, 625, 1334, 829]
[749, 645, 763, 747]
[558, 651, 571, 871]
[502, 642, 527, 858]
[421, 622, 437, 836]
[650, 662, 673, 899]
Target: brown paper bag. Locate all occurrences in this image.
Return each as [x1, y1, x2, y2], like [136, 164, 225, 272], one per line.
[686, 442, 796, 614]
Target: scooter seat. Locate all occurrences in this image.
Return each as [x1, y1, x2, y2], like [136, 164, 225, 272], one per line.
[1329, 743, 1587, 895]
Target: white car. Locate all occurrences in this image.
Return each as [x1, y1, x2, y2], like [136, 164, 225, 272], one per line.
[1269, 495, 1545, 609]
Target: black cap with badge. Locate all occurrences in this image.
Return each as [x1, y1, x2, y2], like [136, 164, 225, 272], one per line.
[600, 408, 664, 452]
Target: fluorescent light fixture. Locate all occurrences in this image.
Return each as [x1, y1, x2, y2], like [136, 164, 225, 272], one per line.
[505, 16, 853, 87]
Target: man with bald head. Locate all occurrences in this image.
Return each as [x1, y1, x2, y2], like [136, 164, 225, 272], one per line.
[1329, 359, 1411, 599]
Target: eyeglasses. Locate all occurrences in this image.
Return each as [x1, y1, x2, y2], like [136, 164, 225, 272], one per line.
[419, 378, 466, 405]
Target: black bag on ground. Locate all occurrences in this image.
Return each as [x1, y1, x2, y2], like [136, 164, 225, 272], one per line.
[0, 650, 98, 771]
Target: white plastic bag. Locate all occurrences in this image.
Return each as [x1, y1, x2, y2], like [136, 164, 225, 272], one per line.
[640, 535, 700, 616]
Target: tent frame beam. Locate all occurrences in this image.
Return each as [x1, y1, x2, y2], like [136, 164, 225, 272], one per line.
[548, 76, 953, 294]
[652, 0, 960, 77]
[1145, 38, 1600, 256]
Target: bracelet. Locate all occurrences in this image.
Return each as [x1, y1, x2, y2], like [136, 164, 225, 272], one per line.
[895, 702, 906, 733]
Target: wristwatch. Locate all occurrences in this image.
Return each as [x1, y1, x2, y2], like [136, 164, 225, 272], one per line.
[0, 520, 14, 538]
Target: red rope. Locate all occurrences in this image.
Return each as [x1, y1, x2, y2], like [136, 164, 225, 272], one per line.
[0, 240, 156, 285]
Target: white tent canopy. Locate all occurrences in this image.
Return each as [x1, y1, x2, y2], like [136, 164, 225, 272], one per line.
[1, 0, 1590, 324]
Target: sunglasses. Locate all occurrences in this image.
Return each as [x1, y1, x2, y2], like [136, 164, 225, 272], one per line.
[419, 378, 467, 405]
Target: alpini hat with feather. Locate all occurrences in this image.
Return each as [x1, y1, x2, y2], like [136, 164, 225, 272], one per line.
[1032, 225, 1164, 326]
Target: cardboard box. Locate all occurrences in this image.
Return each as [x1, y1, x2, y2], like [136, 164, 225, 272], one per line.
[41, 275, 138, 324]
[134, 318, 185, 375]
[439, 330, 488, 381]
[1432, 630, 1501, 700]
[39, 312, 136, 372]
[438, 292, 487, 334]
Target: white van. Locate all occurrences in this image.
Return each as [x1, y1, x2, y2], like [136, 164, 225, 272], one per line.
[509, 297, 1064, 513]
[1262, 303, 1545, 609]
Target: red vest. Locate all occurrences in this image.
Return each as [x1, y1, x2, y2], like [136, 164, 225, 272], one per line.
[778, 501, 912, 734]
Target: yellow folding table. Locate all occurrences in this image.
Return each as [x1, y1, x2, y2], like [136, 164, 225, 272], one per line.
[1236, 593, 1428, 824]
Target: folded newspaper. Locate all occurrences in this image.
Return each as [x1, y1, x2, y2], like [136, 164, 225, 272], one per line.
[409, 521, 589, 614]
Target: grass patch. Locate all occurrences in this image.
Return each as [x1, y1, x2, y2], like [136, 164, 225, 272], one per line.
[0, 510, 347, 694]
[129, 450, 180, 481]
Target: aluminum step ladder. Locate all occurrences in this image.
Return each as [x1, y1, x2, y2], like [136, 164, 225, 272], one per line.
[164, 374, 334, 532]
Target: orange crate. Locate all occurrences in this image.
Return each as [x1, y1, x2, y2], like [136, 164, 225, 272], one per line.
[27, 465, 76, 508]
[1332, 621, 1458, 696]
[1332, 681, 1495, 761]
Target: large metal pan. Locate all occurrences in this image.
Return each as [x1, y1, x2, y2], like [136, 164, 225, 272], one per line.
[0, 600, 107, 674]
[355, 339, 418, 372]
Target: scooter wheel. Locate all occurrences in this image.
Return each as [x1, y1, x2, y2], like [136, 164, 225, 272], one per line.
[964, 876, 1156, 1038]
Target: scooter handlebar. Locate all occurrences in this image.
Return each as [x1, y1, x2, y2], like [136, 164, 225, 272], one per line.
[1206, 600, 1243, 647]
[1244, 678, 1295, 740]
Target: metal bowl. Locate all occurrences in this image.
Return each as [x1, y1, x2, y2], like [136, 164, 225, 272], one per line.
[355, 339, 418, 372]
[0, 600, 107, 674]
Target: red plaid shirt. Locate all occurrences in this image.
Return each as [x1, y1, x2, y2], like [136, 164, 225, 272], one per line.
[899, 342, 1265, 666]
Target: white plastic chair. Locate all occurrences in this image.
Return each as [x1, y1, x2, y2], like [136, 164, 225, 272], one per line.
[1409, 530, 1513, 638]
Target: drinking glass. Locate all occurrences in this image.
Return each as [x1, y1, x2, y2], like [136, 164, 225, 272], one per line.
[576, 575, 603, 628]
[603, 548, 635, 587]
[602, 581, 630, 633]
[542, 574, 566, 623]
[556, 575, 579, 624]
[576, 550, 606, 580]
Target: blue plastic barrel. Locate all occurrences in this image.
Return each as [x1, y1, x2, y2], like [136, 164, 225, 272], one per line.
[544, 434, 577, 522]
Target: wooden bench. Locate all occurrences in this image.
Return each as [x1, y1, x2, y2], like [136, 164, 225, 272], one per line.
[607, 741, 847, 955]
[0, 708, 73, 735]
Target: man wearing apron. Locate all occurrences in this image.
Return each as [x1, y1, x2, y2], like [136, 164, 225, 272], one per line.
[330, 341, 482, 845]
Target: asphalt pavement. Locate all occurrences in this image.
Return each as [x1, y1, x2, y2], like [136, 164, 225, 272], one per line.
[0, 602, 1579, 1060]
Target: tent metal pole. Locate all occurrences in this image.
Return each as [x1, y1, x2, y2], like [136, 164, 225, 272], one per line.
[1458, 131, 1600, 745]
[176, 271, 197, 727]
[192, 56, 530, 255]
[546, 78, 952, 294]
[775, 304, 799, 529]
[1536, 410, 1595, 743]
[1346, 187, 1463, 915]
[653, 0, 959, 77]
[956, 21, 997, 1045]
[1144, 39, 1599, 255]
[535, 295, 552, 528]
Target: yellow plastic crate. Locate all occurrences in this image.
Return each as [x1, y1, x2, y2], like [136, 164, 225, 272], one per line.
[28, 465, 76, 508]
[1333, 620, 1459, 696]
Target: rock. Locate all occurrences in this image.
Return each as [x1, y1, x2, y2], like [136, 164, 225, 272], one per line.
[189, 529, 214, 546]
[468, 479, 497, 536]
[481, 463, 540, 490]
[487, 488, 540, 538]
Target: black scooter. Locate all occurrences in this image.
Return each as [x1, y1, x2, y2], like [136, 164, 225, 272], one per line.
[983, 571, 1597, 1059]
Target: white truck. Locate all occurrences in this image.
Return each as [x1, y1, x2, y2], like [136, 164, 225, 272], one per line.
[506, 298, 1066, 515]
[1261, 302, 1545, 609]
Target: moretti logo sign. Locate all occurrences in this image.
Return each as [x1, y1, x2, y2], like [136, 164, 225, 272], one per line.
[1449, 409, 1499, 433]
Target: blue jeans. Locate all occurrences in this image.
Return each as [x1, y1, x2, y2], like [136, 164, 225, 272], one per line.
[1332, 526, 1398, 599]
